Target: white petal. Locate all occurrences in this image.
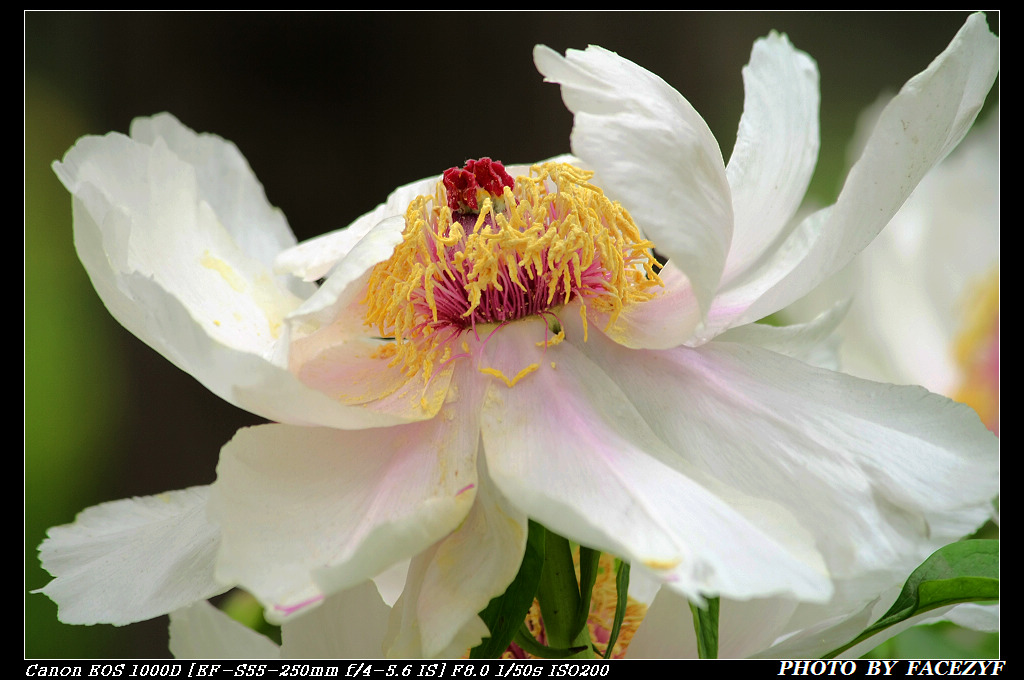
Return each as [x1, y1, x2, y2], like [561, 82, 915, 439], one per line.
[478, 318, 830, 603]
[37, 487, 227, 625]
[715, 301, 848, 370]
[169, 600, 281, 659]
[941, 603, 999, 633]
[275, 176, 436, 283]
[386, 467, 527, 658]
[208, 409, 480, 623]
[534, 44, 732, 317]
[627, 587, 800, 658]
[286, 215, 405, 332]
[129, 114, 304, 290]
[711, 14, 998, 331]
[724, 32, 819, 283]
[282, 581, 392, 658]
[373, 560, 410, 608]
[54, 114, 410, 430]
[54, 113, 308, 361]
[569, 322, 998, 584]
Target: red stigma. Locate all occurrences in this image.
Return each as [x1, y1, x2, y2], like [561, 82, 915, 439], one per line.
[443, 158, 514, 213]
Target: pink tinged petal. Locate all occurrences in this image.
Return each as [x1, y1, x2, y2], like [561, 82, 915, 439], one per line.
[724, 32, 819, 284]
[707, 13, 999, 334]
[170, 600, 282, 659]
[386, 465, 528, 658]
[478, 319, 831, 604]
[593, 263, 703, 350]
[570, 323, 998, 582]
[37, 487, 227, 626]
[287, 317, 455, 421]
[208, 407, 480, 624]
[534, 44, 733, 318]
[282, 581, 392, 658]
[117, 272, 422, 430]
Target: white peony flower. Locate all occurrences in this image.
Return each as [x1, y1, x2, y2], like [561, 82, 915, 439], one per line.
[38, 13, 998, 658]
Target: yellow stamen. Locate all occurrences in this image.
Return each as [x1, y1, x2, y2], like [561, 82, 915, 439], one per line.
[479, 363, 541, 388]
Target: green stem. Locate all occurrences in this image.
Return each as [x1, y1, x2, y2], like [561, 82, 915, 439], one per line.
[603, 559, 630, 659]
[535, 528, 594, 658]
[689, 596, 720, 659]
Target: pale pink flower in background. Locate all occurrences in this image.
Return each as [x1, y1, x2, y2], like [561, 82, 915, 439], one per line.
[37, 13, 997, 658]
[787, 103, 999, 435]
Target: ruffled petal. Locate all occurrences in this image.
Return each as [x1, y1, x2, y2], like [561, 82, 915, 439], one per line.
[704, 14, 998, 336]
[170, 600, 282, 659]
[386, 465, 527, 658]
[54, 113, 413, 430]
[724, 31, 819, 283]
[37, 487, 226, 625]
[54, 113, 308, 362]
[478, 317, 830, 603]
[208, 395, 480, 623]
[568, 320, 998, 585]
[534, 44, 732, 317]
[126, 115, 306, 290]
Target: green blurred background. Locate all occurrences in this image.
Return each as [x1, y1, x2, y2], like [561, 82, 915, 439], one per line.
[25, 11, 998, 659]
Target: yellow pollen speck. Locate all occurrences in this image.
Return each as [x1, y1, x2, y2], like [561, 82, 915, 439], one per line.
[642, 557, 682, 570]
[200, 251, 246, 292]
[550, 362, 557, 369]
[479, 363, 540, 388]
[371, 343, 399, 360]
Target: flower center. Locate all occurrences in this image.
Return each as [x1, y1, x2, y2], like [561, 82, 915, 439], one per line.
[364, 159, 662, 383]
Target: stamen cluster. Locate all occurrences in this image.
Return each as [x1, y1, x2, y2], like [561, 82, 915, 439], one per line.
[364, 161, 662, 381]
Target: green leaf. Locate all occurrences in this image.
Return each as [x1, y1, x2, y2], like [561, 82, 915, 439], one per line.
[689, 596, 720, 659]
[603, 559, 631, 659]
[470, 520, 547, 659]
[823, 539, 998, 659]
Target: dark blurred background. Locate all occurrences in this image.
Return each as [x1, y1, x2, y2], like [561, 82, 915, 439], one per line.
[25, 11, 998, 659]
